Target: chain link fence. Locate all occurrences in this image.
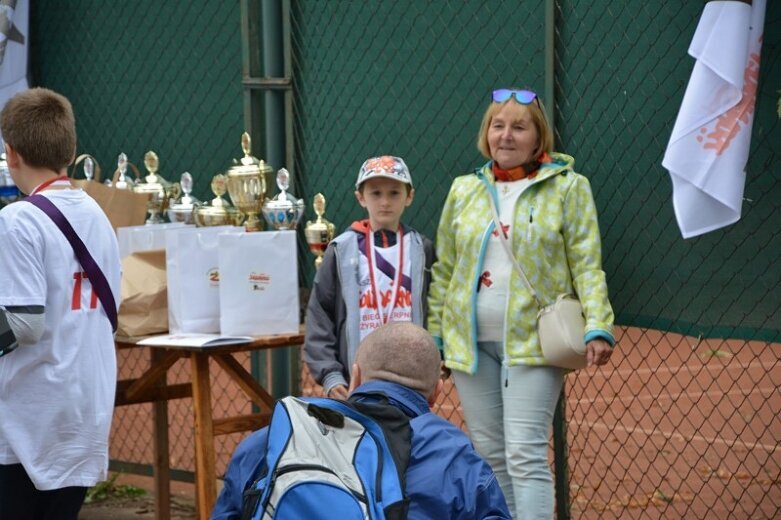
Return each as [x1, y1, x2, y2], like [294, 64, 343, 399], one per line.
[31, 0, 247, 480]
[291, 1, 780, 519]
[553, 2, 780, 517]
[29, 1, 780, 518]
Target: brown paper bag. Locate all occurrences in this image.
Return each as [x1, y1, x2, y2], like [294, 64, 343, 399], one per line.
[70, 154, 149, 230]
[117, 250, 169, 337]
[74, 180, 149, 230]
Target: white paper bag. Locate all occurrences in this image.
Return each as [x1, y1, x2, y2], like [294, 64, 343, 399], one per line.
[218, 231, 299, 336]
[117, 222, 190, 258]
[166, 226, 239, 334]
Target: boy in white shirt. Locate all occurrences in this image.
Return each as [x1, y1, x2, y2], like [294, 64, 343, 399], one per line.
[0, 88, 121, 520]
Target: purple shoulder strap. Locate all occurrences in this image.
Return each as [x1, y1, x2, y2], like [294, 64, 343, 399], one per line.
[24, 195, 118, 332]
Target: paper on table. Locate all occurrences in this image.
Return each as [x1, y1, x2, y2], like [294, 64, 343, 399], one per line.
[137, 333, 253, 348]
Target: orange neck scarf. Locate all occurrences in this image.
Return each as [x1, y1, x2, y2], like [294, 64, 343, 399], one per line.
[492, 152, 552, 181]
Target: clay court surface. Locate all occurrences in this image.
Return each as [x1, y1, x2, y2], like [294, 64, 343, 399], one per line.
[108, 326, 780, 518]
[562, 327, 780, 518]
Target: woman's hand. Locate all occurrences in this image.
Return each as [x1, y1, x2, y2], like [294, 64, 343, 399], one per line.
[440, 360, 452, 380]
[327, 384, 349, 399]
[586, 339, 613, 367]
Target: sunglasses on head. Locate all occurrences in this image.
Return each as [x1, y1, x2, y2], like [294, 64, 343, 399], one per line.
[492, 89, 538, 105]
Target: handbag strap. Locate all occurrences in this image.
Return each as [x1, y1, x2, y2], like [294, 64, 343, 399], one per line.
[477, 173, 543, 309]
[24, 195, 118, 332]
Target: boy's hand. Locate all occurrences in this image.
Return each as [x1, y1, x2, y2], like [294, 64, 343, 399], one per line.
[327, 385, 349, 399]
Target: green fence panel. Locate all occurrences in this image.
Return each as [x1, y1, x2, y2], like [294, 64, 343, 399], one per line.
[291, 0, 546, 286]
[556, 0, 780, 342]
[31, 0, 244, 202]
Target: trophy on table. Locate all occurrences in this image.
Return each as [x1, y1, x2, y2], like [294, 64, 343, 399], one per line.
[133, 151, 175, 224]
[111, 152, 137, 190]
[83, 156, 95, 181]
[166, 172, 200, 225]
[70, 153, 102, 183]
[226, 132, 273, 232]
[193, 174, 242, 227]
[261, 168, 305, 230]
[304, 193, 335, 269]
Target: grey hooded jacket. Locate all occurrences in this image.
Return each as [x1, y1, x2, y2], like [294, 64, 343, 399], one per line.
[304, 224, 434, 394]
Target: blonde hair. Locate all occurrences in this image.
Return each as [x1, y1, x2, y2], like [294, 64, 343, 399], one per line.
[1, 88, 76, 171]
[476, 95, 554, 161]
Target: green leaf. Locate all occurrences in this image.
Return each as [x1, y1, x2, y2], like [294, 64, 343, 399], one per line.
[85, 473, 147, 504]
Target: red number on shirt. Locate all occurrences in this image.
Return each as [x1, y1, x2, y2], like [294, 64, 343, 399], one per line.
[71, 272, 98, 310]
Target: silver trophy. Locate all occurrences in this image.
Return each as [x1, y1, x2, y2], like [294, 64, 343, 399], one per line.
[167, 172, 200, 224]
[262, 168, 305, 230]
[112, 153, 136, 190]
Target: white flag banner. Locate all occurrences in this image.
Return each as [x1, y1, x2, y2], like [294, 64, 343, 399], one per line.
[0, 0, 28, 144]
[662, 0, 766, 239]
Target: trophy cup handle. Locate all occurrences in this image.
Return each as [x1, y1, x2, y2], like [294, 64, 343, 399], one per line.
[168, 182, 181, 201]
[164, 182, 180, 214]
[70, 154, 102, 182]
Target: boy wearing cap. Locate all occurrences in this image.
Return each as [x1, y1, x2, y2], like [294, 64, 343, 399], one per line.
[304, 156, 435, 399]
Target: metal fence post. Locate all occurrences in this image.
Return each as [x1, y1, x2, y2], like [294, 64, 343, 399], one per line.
[547, 3, 567, 516]
[553, 385, 570, 519]
[241, 0, 268, 398]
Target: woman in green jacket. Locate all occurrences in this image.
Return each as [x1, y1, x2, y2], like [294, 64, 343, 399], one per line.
[428, 89, 615, 518]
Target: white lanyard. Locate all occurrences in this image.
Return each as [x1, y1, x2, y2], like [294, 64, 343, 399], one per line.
[365, 227, 404, 326]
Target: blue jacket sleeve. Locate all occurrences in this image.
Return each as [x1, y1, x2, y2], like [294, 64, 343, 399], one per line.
[474, 473, 513, 519]
[210, 429, 269, 520]
[406, 415, 511, 519]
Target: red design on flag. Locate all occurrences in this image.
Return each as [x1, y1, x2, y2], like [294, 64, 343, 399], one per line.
[696, 51, 760, 155]
[662, 0, 766, 238]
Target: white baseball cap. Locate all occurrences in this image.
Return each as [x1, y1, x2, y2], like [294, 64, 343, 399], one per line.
[355, 156, 413, 189]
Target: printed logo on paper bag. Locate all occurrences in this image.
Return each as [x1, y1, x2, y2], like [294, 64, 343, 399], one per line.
[249, 272, 271, 291]
[208, 268, 220, 287]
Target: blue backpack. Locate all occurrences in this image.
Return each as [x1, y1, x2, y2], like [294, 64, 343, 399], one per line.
[241, 395, 411, 520]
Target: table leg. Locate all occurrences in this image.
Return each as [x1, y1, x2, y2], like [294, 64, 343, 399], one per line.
[151, 348, 171, 520]
[191, 352, 217, 520]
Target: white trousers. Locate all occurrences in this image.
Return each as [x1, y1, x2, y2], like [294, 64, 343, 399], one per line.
[453, 341, 564, 519]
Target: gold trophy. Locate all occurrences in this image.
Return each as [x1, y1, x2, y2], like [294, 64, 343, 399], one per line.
[133, 151, 175, 224]
[226, 132, 273, 232]
[304, 193, 335, 269]
[193, 174, 242, 227]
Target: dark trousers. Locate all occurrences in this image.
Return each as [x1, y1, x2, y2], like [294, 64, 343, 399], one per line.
[0, 463, 87, 520]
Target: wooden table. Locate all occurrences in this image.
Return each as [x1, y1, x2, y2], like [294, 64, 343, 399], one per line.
[114, 331, 304, 520]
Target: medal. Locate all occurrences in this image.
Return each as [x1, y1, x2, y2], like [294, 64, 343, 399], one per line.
[365, 226, 404, 326]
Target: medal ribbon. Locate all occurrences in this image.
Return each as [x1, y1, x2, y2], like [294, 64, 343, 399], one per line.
[30, 175, 70, 195]
[365, 226, 404, 326]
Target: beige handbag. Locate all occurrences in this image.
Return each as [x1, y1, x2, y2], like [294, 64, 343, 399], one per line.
[485, 189, 587, 369]
[536, 294, 587, 369]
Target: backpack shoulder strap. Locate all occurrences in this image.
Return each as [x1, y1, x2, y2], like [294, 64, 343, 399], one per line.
[23, 195, 117, 332]
[348, 393, 413, 494]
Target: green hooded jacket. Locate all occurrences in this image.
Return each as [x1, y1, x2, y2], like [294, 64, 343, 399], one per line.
[428, 153, 614, 374]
